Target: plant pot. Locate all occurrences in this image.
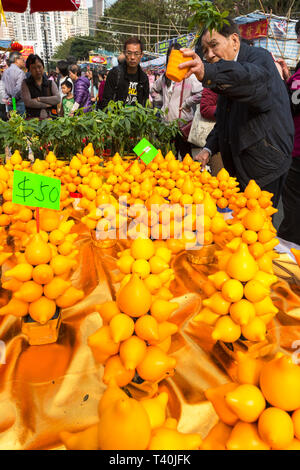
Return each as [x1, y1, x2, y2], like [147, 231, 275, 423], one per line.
[21, 308, 62, 346]
[166, 49, 191, 82]
[186, 243, 216, 265]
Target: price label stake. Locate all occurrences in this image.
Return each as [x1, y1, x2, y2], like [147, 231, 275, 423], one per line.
[12, 170, 61, 211]
[132, 138, 158, 165]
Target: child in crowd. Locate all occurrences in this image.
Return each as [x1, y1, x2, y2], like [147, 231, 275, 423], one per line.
[60, 79, 74, 117]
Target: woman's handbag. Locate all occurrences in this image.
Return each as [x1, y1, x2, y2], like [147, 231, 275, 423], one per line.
[178, 79, 193, 141]
[187, 105, 216, 148]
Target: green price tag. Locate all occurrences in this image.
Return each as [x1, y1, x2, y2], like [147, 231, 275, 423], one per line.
[12, 170, 61, 210]
[133, 138, 158, 165]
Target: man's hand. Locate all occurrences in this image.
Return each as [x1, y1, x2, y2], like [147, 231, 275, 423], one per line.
[194, 148, 210, 165]
[179, 48, 205, 82]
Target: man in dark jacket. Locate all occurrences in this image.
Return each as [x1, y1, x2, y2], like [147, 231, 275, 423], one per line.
[98, 37, 149, 110]
[180, 20, 294, 207]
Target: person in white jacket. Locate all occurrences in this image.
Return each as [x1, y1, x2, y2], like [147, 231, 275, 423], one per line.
[150, 42, 203, 159]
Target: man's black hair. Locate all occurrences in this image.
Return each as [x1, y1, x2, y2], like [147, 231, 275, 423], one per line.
[123, 36, 144, 53]
[295, 20, 300, 36]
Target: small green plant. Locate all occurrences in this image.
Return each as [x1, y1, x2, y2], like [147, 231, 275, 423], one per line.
[188, 0, 230, 33]
[187, 0, 230, 48]
[0, 104, 181, 160]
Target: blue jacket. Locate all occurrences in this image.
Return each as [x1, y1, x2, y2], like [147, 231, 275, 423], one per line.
[204, 42, 294, 189]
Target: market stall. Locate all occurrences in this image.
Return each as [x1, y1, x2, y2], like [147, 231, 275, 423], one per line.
[0, 142, 298, 450]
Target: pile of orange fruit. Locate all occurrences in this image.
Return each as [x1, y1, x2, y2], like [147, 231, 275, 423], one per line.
[194, 239, 279, 342]
[0, 209, 84, 323]
[60, 380, 202, 450]
[117, 238, 175, 292]
[60, 143, 103, 197]
[88, 238, 178, 388]
[203, 352, 300, 450]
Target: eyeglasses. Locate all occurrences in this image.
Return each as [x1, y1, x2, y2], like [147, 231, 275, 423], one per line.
[125, 51, 142, 57]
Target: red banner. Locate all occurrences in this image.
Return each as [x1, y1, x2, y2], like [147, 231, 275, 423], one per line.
[21, 45, 34, 60]
[239, 19, 268, 40]
[30, 0, 80, 13]
[2, 0, 27, 12]
[3, 0, 80, 13]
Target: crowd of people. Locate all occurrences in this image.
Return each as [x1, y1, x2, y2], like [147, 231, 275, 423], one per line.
[0, 18, 299, 246]
[0, 53, 110, 119]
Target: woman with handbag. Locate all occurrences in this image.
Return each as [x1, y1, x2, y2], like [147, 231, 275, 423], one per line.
[150, 42, 203, 159]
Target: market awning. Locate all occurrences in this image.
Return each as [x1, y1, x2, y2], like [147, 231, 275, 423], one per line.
[2, 0, 80, 13]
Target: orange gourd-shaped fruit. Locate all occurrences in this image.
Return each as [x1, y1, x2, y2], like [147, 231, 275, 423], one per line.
[4, 263, 33, 282]
[14, 280, 43, 303]
[109, 313, 135, 343]
[136, 346, 176, 382]
[221, 279, 244, 303]
[166, 49, 191, 83]
[32, 264, 54, 285]
[150, 299, 178, 322]
[130, 238, 155, 260]
[98, 397, 151, 450]
[148, 418, 202, 450]
[260, 354, 300, 411]
[56, 287, 84, 308]
[119, 336, 147, 370]
[39, 209, 61, 232]
[212, 316, 241, 343]
[141, 392, 169, 429]
[201, 421, 232, 450]
[244, 180, 261, 200]
[244, 279, 269, 303]
[98, 382, 129, 416]
[96, 301, 120, 324]
[88, 326, 120, 363]
[103, 355, 135, 387]
[242, 207, 265, 232]
[236, 351, 264, 386]
[60, 424, 99, 450]
[43, 277, 71, 300]
[229, 299, 256, 326]
[225, 384, 266, 423]
[258, 407, 294, 450]
[226, 243, 258, 282]
[25, 234, 52, 266]
[226, 421, 270, 450]
[205, 383, 239, 426]
[117, 274, 152, 317]
[28, 296, 57, 324]
[134, 315, 160, 342]
[0, 297, 28, 317]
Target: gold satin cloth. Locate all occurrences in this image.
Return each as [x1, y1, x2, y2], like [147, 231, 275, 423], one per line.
[0, 219, 299, 450]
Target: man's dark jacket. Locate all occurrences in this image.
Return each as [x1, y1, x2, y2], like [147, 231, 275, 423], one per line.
[204, 41, 294, 189]
[98, 61, 149, 110]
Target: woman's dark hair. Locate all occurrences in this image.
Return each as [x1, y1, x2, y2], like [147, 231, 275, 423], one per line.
[68, 64, 81, 76]
[56, 60, 69, 77]
[165, 42, 181, 87]
[91, 69, 99, 89]
[26, 54, 44, 69]
[295, 20, 300, 36]
[62, 78, 73, 91]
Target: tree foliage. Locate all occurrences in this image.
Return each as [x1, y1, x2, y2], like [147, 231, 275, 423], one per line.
[52, 36, 99, 62]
